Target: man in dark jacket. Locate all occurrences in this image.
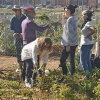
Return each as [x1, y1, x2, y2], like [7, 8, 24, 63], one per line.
[10, 5, 26, 72]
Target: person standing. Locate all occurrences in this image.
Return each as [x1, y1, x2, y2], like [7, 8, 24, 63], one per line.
[58, 5, 78, 83]
[10, 5, 26, 72]
[80, 10, 95, 77]
[21, 7, 51, 45]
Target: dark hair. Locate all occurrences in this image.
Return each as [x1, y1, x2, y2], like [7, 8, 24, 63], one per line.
[64, 5, 77, 14]
[81, 10, 93, 29]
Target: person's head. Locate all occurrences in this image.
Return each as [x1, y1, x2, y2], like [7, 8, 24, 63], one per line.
[12, 5, 21, 17]
[82, 10, 93, 21]
[81, 10, 94, 29]
[37, 37, 52, 52]
[23, 7, 35, 19]
[64, 5, 77, 17]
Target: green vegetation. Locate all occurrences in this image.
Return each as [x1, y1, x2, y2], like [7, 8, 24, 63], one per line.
[0, 67, 100, 100]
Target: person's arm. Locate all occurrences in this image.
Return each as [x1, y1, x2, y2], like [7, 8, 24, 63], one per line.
[67, 20, 75, 45]
[10, 18, 15, 34]
[86, 23, 95, 40]
[32, 44, 38, 67]
[10, 18, 19, 38]
[87, 26, 95, 36]
[29, 22, 51, 32]
[66, 19, 75, 52]
[62, 13, 66, 26]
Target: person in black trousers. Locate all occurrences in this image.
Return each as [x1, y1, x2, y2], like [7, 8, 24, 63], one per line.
[58, 5, 78, 83]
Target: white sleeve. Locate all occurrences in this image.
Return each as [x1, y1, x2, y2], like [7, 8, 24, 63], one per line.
[32, 45, 37, 64]
[86, 22, 93, 27]
[43, 51, 49, 64]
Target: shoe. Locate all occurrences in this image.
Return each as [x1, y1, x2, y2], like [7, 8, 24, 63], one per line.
[25, 82, 32, 88]
[25, 78, 32, 88]
[16, 68, 21, 72]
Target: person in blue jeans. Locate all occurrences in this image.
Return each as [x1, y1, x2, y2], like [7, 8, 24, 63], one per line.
[58, 5, 78, 83]
[80, 10, 95, 78]
[10, 5, 26, 72]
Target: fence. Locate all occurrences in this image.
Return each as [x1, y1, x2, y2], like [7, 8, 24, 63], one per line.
[0, 12, 63, 56]
[0, 11, 100, 56]
[0, 13, 15, 56]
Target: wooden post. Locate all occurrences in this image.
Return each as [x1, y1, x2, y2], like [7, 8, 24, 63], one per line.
[95, 26, 100, 57]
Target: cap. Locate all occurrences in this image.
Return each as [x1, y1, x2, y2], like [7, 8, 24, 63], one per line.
[24, 7, 35, 13]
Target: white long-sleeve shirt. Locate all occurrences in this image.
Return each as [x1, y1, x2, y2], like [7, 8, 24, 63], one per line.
[21, 38, 49, 64]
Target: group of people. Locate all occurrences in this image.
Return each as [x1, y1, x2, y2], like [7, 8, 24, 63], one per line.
[57, 5, 95, 83]
[10, 5, 52, 88]
[10, 4, 95, 88]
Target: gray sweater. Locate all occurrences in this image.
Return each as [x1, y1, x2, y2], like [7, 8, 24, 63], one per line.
[61, 16, 78, 46]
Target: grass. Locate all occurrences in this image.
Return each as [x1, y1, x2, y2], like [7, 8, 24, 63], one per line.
[0, 63, 100, 100]
[0, 8, 13, 13]
[0, 8, 64, 14]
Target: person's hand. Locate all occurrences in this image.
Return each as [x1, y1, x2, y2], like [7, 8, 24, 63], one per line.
[13, 33, 18, 38]
[62, 13, 66, 19]
[86, 35, 92, 41]
[66, 45, 70, 52]
[13, 33, 22, 38]
[42, 63, 47, 67]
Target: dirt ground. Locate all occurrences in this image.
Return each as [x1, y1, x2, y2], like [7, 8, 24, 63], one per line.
[0, 55, 60, 71]
[0, 47, 96, 71]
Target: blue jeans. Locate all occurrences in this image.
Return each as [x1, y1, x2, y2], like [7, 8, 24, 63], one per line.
[80, 44, 93, 73]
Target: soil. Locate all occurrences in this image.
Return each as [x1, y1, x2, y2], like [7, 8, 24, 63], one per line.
[0, 46, 96, 71]
[0, 55, 60, 71]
